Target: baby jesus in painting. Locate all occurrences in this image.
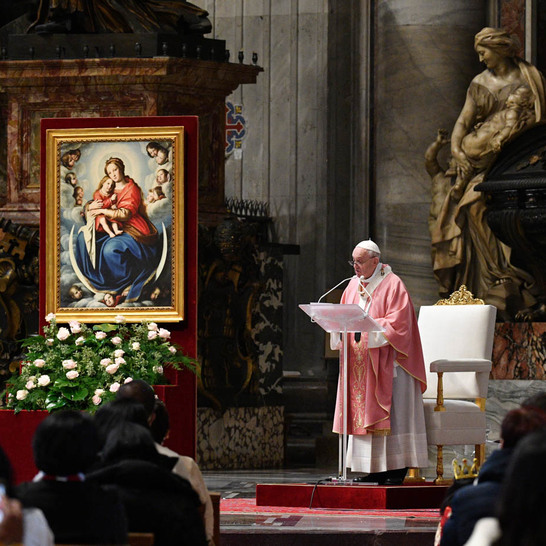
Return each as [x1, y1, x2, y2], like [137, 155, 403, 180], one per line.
[93, 176, 123, 238]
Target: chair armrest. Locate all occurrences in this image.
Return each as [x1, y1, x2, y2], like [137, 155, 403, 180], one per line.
[429, 359, 492, 373]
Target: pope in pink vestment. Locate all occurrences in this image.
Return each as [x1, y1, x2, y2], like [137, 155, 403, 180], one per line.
[332, 240, 428, 473]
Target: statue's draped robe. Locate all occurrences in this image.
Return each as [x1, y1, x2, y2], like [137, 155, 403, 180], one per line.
[430, 61, 546, 316]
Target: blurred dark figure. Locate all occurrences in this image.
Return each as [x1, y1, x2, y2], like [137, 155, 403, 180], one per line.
[15, 410, 128, 545]
[0, 443, 54, 545]
[439, 407, 546, 546]
[87, 421, 207, 546]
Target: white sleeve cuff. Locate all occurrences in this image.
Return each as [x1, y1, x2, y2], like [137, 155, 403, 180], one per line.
[368, 331, 388, 348]
[330, 332, 342, 351]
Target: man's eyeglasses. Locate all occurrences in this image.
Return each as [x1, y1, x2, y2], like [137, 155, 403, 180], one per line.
[348, 259, 371, 267]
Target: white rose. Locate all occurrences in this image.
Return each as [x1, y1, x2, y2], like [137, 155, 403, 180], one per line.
[109, 382, 121, 393]
[16, 389, 29, 400]
[114, 357, 126, 366]
[38, 375, 51, 387]
[94, 388, 105, 396]
[69, 320, 81, 334]
[46, 338, 54, 346]
[75, 336, 85, 346]
[148, 322, 159, 331]
[168, 346, 177, 355]
[148, 330, 158, 340]
[45, 313, 56, 323]
[124, 377, 133, 384]
[132, 342, 140, 351]
[92, 394, 103, 405]
[33, 359, 46, 368]
[25, 380, 36, 390]
[62, 359, 77, 370]
[105, 363, 120, 375]
[115, 315, 126, 324]
[158, 328, 171, 340]
[95, 331, 107, 340]
[114, 349, 125, 358]
[66, 370, 79, 380]
[100, 358, 112, 367]
[57, 327, 70, 341]
[153, 365, 163, 374]
[111, 336, 122, 345]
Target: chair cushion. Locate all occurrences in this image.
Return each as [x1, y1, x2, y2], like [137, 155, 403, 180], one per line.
[423, 399, 486, 445]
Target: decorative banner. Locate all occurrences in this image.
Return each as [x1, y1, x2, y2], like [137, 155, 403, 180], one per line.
[225, 102, 246, 157]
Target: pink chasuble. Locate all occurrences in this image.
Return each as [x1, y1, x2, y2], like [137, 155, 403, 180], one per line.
[332, 266, 426, 436]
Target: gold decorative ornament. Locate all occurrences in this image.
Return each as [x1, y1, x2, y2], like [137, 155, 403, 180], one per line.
[452, 457, 480, 480]
[435, 285, 485, 306]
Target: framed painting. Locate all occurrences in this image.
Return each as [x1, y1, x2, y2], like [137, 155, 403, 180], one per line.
[40, 116, 198, 323]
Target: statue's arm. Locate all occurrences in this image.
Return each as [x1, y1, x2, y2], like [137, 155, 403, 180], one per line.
[451, 91, 477, 177]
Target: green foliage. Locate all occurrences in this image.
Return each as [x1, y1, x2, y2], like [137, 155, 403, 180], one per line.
[3, 315, 197, 413]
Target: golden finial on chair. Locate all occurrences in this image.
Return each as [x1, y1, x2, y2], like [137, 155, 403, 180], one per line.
[435, 285, 485, 306]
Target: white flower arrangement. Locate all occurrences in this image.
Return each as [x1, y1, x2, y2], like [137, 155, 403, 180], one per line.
[4, 315, 197, 413]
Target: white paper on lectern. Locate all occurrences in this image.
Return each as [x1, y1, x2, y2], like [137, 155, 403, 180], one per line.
[299, 303, 384, 334]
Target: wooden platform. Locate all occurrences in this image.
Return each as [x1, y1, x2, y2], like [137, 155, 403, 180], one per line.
[256, 482, 448, 510]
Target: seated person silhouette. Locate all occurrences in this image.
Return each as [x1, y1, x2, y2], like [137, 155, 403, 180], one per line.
[87, 421, 207, 546]
[439, 406, 546, 546]
[116, 380, 215, 544]
[0, 444, 54, 546]
[15, 410, 128, 545]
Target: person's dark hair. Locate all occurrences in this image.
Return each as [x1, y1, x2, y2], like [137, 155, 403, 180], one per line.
[33, 410, 99, 475]
[115, 379, 156, 418]
[0, 444, 14, 496]
[94, 398, 149, 447]
[521, 391, 546, 413]
[500, 407, 546, 449]
[101, 421, 159, 465]
[150, 399, 170, 444]
[495, 429, 546, 545]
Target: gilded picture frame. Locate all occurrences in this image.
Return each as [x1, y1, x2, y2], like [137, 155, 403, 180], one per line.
[42, 120, 187, 323]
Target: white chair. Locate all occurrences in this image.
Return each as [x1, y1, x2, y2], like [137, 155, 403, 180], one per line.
[417, 287, 497, 484]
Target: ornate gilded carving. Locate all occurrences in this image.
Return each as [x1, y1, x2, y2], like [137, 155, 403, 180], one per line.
[435, 285, 485, 306]
[452, 458, 480, 480]
[0, 219, 39, 388]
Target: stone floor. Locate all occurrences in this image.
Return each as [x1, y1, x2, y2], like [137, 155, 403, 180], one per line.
[203, 467, 441, 546]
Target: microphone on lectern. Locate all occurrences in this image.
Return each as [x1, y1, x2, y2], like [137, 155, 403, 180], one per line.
[317, 276, 355, 303]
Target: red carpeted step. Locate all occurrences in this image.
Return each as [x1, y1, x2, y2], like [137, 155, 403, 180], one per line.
[255, 482, 447, 510]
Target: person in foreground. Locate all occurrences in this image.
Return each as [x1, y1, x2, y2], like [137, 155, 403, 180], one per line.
[331, 239, 428, 484]
[87, 421, 207, 546]
[116, 379, 215, 544]
[464, 428, 546, 546]
[15, 410, 127, 544]
[439, 406, 546, 546]
[0, 444, 53, 546]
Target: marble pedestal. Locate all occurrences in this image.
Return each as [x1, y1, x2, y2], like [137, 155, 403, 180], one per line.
[196, 406, 284, 470]
[0, 57, 262, 225]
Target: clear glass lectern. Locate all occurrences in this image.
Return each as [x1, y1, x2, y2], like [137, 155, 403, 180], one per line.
[299, 303, 385, 481]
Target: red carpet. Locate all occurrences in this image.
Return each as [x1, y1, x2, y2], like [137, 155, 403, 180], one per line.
[221, 497, 440, 518]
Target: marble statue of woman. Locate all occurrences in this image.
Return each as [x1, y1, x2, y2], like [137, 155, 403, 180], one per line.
[429, 27, 546, 320]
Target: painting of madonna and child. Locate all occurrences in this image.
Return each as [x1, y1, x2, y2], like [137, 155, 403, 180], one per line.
[48, 130, 186, 323]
